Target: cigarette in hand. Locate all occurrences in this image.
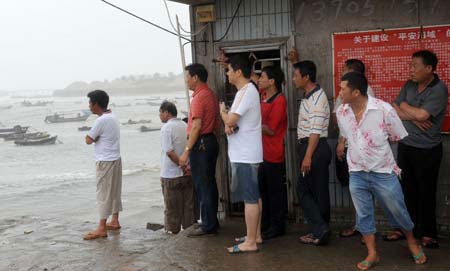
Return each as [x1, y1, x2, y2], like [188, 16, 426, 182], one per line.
[302, 171, 305, 178]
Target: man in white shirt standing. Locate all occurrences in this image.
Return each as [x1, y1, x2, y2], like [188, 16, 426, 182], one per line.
[84, 90, 122, 240]
[336, 72, 426, 270]
[159, 101, 194, 234]
[220, 55, 263, 254]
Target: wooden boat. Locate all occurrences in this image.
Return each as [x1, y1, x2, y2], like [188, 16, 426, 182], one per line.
[122, 119, 152, 125]
[4, 132, 49, 141]
[0, 125, 29, 134]
[140, 126, 160, 132]
[0, 105, 12, 110]
[15, 136, 57, 146]
[21, 100, 53, 107]
[45, 111, 90, 123]
[78, 126, 91, 131]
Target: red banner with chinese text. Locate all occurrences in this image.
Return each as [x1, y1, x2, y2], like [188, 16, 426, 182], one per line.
[333, 25, 450, 133]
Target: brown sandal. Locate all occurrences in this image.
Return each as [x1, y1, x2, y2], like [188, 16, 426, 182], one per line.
[83, 232, 107, 240]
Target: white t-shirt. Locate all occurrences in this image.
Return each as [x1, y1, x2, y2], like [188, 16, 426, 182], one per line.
[227, 82, 263, 164]
[160, 118, 187, 179]
[88, 112, 121, 162]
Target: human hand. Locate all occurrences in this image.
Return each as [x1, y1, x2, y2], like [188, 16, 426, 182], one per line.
[225, 125, 234, 135]
[287, 47, 299, 64]
[179, 151, 189, 167]
[336, 142, 345, 161]
[301, 156, 312, 176]
[219, 102, 227, 113]
[412, 120, 432, 132]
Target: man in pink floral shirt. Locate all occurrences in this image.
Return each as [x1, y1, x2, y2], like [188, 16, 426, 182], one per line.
[336, 72, 426, 270]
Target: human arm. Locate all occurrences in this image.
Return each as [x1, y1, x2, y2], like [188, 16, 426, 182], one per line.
[336, 136, 346, 161]
[179, 118, 202, 167]
[262, 96, 287, 136]
[167, 150, 180, 165]
[301, 134, 320, 175]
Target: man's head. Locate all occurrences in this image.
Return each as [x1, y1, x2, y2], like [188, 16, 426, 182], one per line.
[259, 66, 285, 92]
[159, 101, 177, 123]
[292, 60, 316, 89]
[185, 63, 208, 91]
[339, 72, 368, 104]
[343, 59, 365, 75]
[410, 50, 437, 83]
[226, 55, 251, 86]
[87, 89, 109, 115]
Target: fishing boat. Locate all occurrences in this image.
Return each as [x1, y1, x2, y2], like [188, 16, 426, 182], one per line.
[78, 126, 91, 131]
[0, 125, 29, 134]
[4, 132, 49, 141]
[0, 105, 12, 110]
[14, 136, 57, 146]
[21, 100, 53, 107]
[122, 119, 152, 125]
[140, 126, 160, 132]
[45, 110, 91, 123]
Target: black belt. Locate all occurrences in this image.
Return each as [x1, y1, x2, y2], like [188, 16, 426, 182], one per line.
[199, 133, 215, 138]
[298, 137, 326, 144]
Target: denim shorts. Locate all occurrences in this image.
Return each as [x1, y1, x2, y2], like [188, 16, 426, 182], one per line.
[349, 171, 414, 235]
[230, 162, 260, 204]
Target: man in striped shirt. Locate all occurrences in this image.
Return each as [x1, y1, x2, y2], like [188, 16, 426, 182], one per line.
[293, 60, 332, 245]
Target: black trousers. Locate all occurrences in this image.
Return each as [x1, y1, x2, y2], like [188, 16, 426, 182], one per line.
[189, 134, 220, 233]
[398, 142, 443, 238]
[296, 138, 332, 239]
[258, 161, 287, 233]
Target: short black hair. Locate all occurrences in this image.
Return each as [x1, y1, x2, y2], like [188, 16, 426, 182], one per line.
[341, 72, 368, 96]
[228, 55, 251, 79]
[159, 100, 177, 117]
[185, 63, 208, 82]
[412, 50, 438, 71]
[261, 66, 285, 91]
[87, 89, 109, 109]
[345, 59, 366, 74]
[293, 60, 317, 83]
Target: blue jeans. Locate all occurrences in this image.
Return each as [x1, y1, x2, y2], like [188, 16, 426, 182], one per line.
[189, 134, 219, 233]
[349, 171, 414, 235]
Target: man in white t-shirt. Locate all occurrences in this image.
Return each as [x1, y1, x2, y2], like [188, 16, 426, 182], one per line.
[83, 89, 122, 240]
[159, 101, 194, 234]
[220, 56, 263, 254]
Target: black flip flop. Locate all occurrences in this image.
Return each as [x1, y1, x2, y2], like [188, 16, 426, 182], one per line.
[382, 231, 406, 242]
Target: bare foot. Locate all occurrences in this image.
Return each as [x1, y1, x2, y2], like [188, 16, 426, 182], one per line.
[106, 222, 121, 230]
[409, 244, 427, 264]
[83, 229, 107, 240]
[357, 254, 379, 270]
[227, 242, 258, 253]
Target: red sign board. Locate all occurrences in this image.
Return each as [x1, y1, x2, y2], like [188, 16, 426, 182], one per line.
[333, 24, 450, 132]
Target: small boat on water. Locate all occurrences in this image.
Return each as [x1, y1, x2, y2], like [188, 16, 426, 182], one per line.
[78, 126, 91, 131]
[0, 105, 12, 110]
[22, 100, 53, 107]
[122, 119, 152, 125]
[4, 132, 49, 141]
[0, 125, 29, 134]
[45, 111, 91, 123]
[15, 136, 57, 146]
[140, 126, 160, 132]
[147, 101, 161, 106]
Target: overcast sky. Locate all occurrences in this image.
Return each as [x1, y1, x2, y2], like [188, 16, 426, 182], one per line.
[0, 0, 192, 91]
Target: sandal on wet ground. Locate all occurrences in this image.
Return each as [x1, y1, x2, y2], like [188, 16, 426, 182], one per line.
[234, 236, 263, 244]
[421, 237, 439, 249]
[357, 257, 380, 271]
[106, 224, 121, 230]
[412, 247, 427, 264]
[227, 245, 259, 254]
[299, 231, 330, 246]
[382, 230, 405, 242]
[339, 227, 359, 237]
[83, 232, 107, 240]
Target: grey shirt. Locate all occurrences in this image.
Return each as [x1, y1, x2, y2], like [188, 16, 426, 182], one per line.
[394, 74, 448, 149]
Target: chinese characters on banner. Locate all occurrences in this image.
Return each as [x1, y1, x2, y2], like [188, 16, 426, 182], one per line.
[333, 25, 450, 132]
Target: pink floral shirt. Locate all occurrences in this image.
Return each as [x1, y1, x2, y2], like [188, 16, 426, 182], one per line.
[336, 96, 408, 175]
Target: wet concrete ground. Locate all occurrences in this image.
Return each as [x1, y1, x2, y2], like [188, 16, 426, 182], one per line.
[2, 216, 449, 271]
[116, 218, 450, 271]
